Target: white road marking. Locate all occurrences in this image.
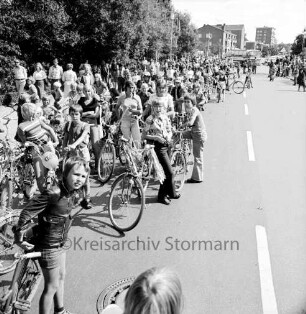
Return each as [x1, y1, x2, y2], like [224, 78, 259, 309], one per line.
[256, 225, 279, 314]
[244, 104, 249, 115]
[246, 131, 256, 161]
[243, 91, 247, 98]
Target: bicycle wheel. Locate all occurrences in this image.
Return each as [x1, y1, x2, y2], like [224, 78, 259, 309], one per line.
[16, 259, 42, 310]
[98, 142, 115, 184]
[171, 150, 186, 192]
[0, 211, 23, 275]
[108, 173, 144, 232]
[0, 177, 13, 211]
[232, 81, 244, 94]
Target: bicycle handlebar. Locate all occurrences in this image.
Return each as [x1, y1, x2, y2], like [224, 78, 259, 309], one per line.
[14, 251, 42, 259]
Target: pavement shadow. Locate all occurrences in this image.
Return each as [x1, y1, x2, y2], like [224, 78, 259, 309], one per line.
[276, 90, 300, 92]
[72, 211, 124, 238]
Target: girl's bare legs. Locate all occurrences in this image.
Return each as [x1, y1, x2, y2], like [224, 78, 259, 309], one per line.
[39, 252, 66, 314]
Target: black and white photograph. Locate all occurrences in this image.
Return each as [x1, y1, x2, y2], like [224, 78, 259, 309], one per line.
[0, 0, 306, 313]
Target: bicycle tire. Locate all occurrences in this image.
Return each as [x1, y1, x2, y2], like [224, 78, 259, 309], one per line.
[232, 81, 244, 94]
[0, 177, 13, 211]
[171, 150, 186, 192]
[0, 211, 23, 275]
[98, 142, 115, 184]
[108, 173, 144, 232]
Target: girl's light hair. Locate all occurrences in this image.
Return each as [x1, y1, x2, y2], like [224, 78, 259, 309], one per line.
[94, 73, 102, 81]
[53, 81, 61, 88]
[124, 267, 183, 314]
[36, 62, 43, 71]
[84, 84, 94, 97]
[27, 76, 35, 84]
[21, 102, 37, 120]
[76, 83, 84, 92]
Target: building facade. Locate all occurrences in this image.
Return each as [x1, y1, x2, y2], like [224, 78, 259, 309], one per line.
[255, 27, 277, 45]
[197, 24, 237, 57]
[224, 24, 245, 49]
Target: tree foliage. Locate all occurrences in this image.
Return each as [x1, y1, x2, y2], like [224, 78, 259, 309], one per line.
[291, 34, 304, 55]
[0, 0, 198, 91]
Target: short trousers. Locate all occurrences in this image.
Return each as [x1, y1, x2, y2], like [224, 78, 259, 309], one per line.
[36, 246, 65, 269]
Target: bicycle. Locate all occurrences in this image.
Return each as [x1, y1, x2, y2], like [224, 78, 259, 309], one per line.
[0, 115, 24, 212]
[0, 211, 23, 275]
[97, 122, 125, 184]
[108, 138, 159, 232]
[227, 73, 244, 94]
[0, 250, 42, 313]
[19, 140, 59, 199]
[170, 130, 189, 192]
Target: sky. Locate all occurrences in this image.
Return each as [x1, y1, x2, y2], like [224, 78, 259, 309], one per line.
[171, 0, 306, 43]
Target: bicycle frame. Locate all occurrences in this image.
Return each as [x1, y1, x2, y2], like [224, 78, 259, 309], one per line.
[0, 251, 42, 313]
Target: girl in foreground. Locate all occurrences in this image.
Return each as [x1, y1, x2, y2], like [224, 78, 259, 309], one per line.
[15, 157, 89, 314]
[102, 267, 183, 314]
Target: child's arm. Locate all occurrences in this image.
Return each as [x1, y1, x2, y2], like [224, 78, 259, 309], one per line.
[68, 124, 90, 150]
[41, 120, 59, 145]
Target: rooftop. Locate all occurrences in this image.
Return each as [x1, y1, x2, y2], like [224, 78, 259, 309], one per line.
[224, 25, 245, 30]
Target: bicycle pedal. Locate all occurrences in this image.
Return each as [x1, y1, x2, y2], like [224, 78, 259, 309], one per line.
[187, 161, 194, 165]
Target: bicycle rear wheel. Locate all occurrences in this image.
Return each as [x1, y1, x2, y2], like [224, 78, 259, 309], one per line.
[108, 173, 144, 232]
[232, 81, 244, 94]
[98, 142, 115, 184]
[0, 211, 23, 275]
[171, 150, 186, 192]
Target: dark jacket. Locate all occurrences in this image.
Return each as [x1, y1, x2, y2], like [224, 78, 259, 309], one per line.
[16, 183, 76, 248]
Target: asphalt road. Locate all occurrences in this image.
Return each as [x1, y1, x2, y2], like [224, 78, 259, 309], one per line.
[1, 67, 306, 314]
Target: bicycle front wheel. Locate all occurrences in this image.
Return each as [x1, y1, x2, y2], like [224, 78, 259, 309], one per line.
[171, 150, 186, 192]
[0, 211, 23, 275]
[232, 81, 244, 94]
[98, 142, 115, 184]
[108, 173, 144, 232]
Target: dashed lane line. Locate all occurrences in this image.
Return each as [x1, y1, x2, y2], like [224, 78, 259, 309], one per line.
[244, 104, 249, 115]
[246, 131, 256, 161]
[256, 225, 279, 314]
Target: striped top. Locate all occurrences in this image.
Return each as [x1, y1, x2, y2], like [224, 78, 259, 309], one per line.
[18, 119, 49, 143]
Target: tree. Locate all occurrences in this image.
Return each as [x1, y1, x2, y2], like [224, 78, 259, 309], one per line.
[175, 12, 199, 58]
[291, 34, 304, 55]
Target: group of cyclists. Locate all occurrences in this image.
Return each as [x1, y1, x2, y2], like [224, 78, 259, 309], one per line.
[0, 54, 249, 314]
[267, 55, 306, 90]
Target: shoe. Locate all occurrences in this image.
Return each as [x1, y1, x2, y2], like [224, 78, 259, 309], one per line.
[157, 197, 171, 205]
[80, 198, 93, 210]
[186, 178, 202, 183]
[171, 193, 181, 199]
